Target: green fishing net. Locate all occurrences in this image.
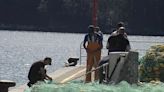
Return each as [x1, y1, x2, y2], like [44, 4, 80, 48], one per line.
[24, 80, 164, 92]
[139, 44, 164, 82]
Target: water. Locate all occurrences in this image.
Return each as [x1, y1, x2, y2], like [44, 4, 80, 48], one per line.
[0, 30, 163, 86]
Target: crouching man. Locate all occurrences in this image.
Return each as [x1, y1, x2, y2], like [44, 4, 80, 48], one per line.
[27, 57, 52, 87]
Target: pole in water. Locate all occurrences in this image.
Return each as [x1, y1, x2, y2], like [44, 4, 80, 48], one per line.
[92, 0, 98, 27]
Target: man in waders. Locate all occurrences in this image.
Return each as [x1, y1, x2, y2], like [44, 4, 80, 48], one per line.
[83, 25, 103, 83]
[27, 57, 52, 87]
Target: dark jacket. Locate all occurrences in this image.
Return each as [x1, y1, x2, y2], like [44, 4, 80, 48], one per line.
[107, 34, 130, 53]
[28, 61, 45, 81]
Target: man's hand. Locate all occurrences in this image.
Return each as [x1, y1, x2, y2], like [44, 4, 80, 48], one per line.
[48, 77, 53, 81]
[46, 75, 52, 81]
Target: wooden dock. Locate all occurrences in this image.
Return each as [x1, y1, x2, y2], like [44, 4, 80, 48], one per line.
[9, 65, 86, 92]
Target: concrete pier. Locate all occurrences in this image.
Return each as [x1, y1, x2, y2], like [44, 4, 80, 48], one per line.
[9, 65, 86, 92]
[9, 51, 139, 92]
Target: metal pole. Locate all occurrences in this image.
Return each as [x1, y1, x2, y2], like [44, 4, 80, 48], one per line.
[79, 41, 83, 65]
[92, 0, 98, 27]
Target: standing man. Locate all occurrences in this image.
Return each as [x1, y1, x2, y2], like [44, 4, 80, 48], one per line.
[83, 25, 103, 82]
[99, 27, 130, 83]
[111, 21, 127, 38]
[95, 26, 103, 41]
[27, 57, 52, 87]
[107, 27, 131, 54]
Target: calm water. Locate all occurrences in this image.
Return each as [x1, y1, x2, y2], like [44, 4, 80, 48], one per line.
[0, 30, 163, 86]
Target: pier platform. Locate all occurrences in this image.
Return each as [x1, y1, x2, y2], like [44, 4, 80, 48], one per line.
[9, 65, 86, 92]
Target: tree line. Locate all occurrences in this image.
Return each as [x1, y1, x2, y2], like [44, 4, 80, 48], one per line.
[0, 0, 163, 35]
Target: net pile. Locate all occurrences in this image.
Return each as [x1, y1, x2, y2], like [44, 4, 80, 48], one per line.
[139, 44, 164, 82]
[24, 80, 164, 92]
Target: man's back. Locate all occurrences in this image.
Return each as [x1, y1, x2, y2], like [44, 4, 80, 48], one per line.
[28, 61, 45, 80]
[107, 34, 130, 52]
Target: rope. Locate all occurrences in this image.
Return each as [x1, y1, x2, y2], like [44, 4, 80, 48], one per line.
[66, 62, 109, 83]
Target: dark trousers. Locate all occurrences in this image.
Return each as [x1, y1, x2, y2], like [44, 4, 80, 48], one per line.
[99, 60, 109, 83]
[27, 70, 46, 87]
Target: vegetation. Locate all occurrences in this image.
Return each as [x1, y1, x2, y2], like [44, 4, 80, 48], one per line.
[0, 0, 163, 35]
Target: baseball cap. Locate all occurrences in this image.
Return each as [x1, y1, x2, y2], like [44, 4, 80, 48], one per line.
[44, 57, 52, 65]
